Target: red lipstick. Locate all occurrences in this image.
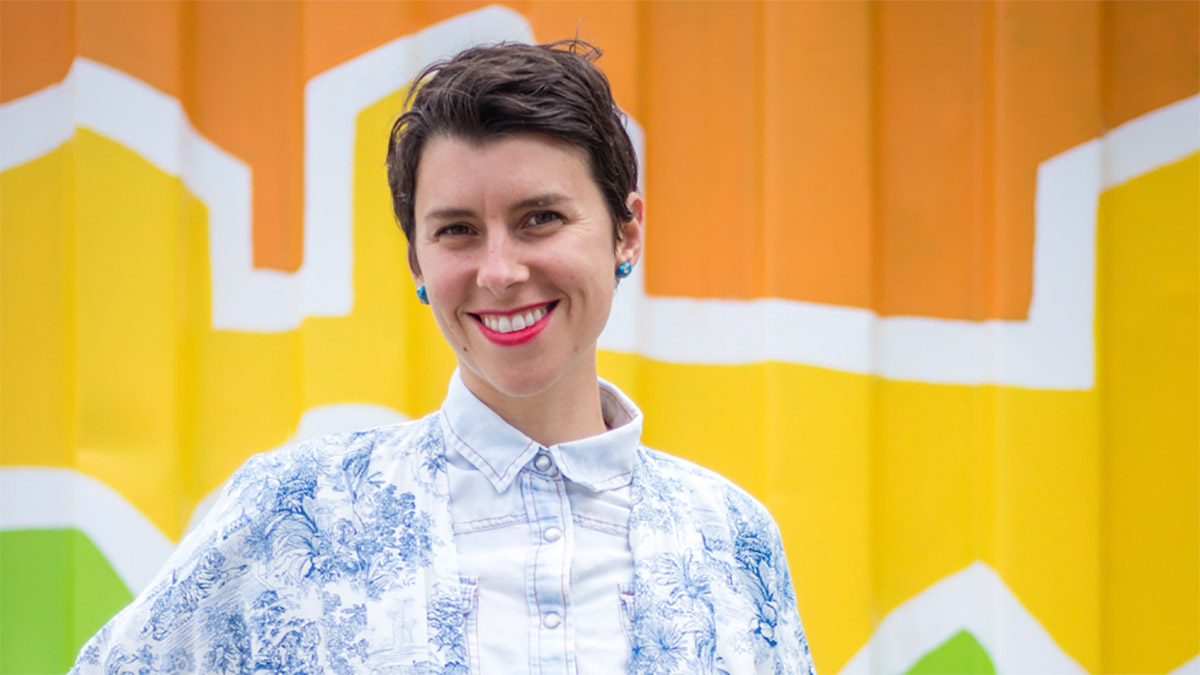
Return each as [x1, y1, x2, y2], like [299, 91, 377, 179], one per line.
[475, 303, 555, 346]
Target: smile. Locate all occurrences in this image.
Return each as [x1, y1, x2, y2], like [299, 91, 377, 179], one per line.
[472, 301, 557, 345]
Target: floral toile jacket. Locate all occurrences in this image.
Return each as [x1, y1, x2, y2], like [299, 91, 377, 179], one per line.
[71, 413, 816, 674]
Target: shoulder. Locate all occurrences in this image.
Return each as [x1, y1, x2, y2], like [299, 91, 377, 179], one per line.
[72, 414, 450, 672]
[222, 413, 445, 505]
[233, 414, 442, 483]
[634, 445, 779, 533]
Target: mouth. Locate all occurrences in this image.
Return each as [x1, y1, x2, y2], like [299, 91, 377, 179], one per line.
[470, 301, 557, 345]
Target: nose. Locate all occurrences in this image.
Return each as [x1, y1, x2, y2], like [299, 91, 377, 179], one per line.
[476, 232, 529, 293]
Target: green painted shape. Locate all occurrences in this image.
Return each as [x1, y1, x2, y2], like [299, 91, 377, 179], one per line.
[0, 529, 133, 674]
[905, 629, 997, 675]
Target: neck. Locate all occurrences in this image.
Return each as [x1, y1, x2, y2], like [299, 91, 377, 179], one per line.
[461, 362, 607, 447]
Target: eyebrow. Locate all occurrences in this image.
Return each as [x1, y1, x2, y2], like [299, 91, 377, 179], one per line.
[422, 193, 571, 222]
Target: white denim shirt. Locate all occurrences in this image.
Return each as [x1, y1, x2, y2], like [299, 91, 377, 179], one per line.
[441, 371, 640, 674]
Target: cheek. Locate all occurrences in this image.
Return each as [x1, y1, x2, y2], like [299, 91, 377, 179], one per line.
[571, 267, 617, 324]
[422, 257, 472, 302]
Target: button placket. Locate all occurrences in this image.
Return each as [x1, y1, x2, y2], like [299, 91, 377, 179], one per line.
[520, 457, 574, 673]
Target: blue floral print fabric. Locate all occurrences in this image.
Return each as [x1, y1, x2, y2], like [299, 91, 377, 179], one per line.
[71, 408, 815, 674]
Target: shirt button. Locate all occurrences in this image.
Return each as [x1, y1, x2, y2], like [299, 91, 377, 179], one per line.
[533, 454, 552, 472]
[543, 612, 561, 629]
[543, 527, 562, 543]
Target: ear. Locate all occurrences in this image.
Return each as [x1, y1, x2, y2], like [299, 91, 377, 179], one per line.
[407, 244, 423, 286]
[617, 191, 645, 269]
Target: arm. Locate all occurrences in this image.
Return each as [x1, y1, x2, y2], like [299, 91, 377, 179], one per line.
[70, 453, 276, 674]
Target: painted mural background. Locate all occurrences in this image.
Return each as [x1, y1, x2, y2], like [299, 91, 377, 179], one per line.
[1, 1, 1197, 673]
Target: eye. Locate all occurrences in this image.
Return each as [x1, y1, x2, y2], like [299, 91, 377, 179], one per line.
[524, 211, 565, 229]
[434, 223, 473, 237]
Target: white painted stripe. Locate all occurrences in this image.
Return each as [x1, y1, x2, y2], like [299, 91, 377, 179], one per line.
[839, 561, 1085, 675]
[0, 467, 173, 594]
[1, 18, 1194, 385]
[0, 77, 74, 169]
[1103, 94, 1200, 189]
[601, 95, 1200, 388]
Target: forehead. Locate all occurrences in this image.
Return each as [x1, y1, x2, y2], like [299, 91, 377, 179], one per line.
[414, 133, 599, 214]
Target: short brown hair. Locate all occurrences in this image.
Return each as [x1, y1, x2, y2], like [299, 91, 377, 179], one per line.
[386, 40, 638, 265]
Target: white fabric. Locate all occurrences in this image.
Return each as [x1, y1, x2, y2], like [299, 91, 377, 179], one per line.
[441, 371, 640, 674]
[70, 376, 816, 674]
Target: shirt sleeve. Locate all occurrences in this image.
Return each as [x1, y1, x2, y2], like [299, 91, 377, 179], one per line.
[69, 455, 269, 674]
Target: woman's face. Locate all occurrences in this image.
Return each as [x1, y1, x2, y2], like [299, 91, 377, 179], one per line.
[411, 132, 643, 403]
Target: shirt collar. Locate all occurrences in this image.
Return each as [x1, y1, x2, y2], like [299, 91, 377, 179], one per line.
[439, 370, 642, 494]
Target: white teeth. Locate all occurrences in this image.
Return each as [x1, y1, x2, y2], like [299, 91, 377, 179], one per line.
[481, 305, 550, 334]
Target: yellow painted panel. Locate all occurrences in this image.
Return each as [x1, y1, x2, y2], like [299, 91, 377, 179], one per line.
[991, 386, 1101, 672]
[870, 379, 994, 616]
[187, 329, 303, 508]
[3, 142, 1189, 675]
[1098, 153, 1199, 673]
[867, 378, 1103, 670]
[624, 359, 769, 497]
[1, 140, 75, 468]
[762, 361, 873, 674]
[69, 129, 185, 539]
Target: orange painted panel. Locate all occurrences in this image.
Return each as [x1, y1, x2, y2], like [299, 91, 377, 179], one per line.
[0, 0, 74, 102]
[75, 1, 185, 100]
[640, 1, 766, 300]
[873, 1, 998, 320]
[299, 2, 412, 82]
[871, 1, 1103, 320]
[1102, 1, 1200, 129]
[762, 1, 874, 308]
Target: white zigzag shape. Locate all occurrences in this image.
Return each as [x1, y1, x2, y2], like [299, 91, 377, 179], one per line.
[3, 6, 1193, 387]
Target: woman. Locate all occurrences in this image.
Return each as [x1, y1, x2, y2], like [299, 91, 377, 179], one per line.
[72, 41, 815, 674]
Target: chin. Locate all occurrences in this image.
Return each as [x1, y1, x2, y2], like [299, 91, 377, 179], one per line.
[466, 363, 561, 400]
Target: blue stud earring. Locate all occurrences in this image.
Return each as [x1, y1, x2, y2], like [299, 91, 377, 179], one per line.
[416, 285, 429, 305]
[616, 261, 633, 279]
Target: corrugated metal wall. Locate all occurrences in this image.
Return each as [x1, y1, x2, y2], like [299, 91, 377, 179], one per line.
[1, 2, 1196, 672]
